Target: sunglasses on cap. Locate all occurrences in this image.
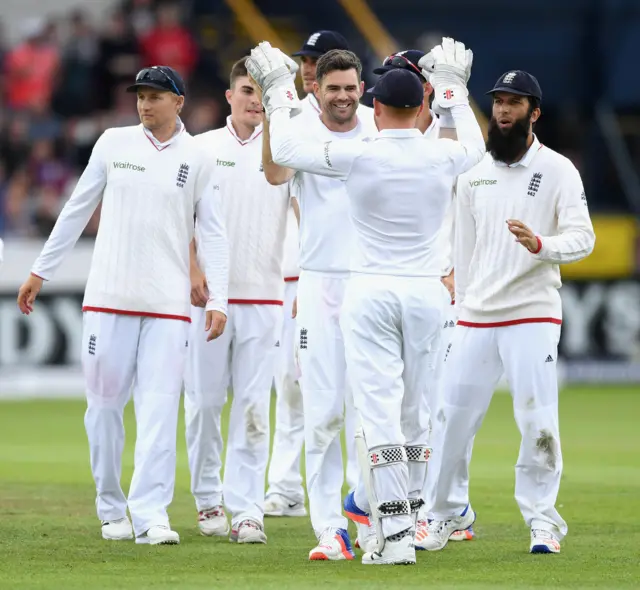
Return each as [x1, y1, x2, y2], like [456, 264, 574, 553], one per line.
[134, 67, 182, 96]
[382, 54, 425, 80]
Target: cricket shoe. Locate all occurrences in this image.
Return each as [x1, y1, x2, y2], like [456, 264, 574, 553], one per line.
[417, 504, 476, 551]
[101, 517, 133, 541]
[450, 526, 475, 541]
[198, 505, 230, 536]
[344, 491, 377, 553]
[230, 519, 267, 544]
[135, 525, 180, 545]
[264, 493, 307, 517]
[530, 529, 561, 554]
[308, 528, 355, 561]
[362, 530, 416, 566]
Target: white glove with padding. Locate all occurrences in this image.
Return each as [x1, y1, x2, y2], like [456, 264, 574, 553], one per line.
[420, 37, 472, 109]
[246, 41, 301, 120]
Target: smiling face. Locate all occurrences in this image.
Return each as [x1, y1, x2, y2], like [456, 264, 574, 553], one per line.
[225, 75, 262, 129]
[136, 87, 183, 130]
[300, 55, 318, 94]
[314, 68, 362, 126]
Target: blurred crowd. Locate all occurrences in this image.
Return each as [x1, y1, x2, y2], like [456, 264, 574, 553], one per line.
[0, 0, 227, 238]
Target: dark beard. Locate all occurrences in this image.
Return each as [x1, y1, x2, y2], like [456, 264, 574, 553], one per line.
[486, 114, 531, 164]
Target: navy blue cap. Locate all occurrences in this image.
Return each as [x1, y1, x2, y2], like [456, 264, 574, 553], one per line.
[127, 66, 186, 96]
[292, 30, 349, 58]
[366, 68, 424, 108]
[486, 70, 542, 101]
[373, 50, 426, 82]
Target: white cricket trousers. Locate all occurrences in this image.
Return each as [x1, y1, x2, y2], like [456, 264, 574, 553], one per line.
[267, 280, 305, 503]
[341, 274, 449, 538]
[81, 311, 189, 537]
[422, 302, 458, 518]
[430, 322, 568, 539]
[184, 303, 279, 526]
[296, 270, 358, 537]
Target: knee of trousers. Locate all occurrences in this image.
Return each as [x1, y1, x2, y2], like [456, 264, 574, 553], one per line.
[85, 390, 128, 411]
[241, 400, 270, 449]
[304, 411, 343, 453]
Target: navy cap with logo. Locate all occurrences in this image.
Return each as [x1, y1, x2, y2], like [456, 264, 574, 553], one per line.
[486, 70, 542, 101]
[292, 30, 350, 58]
[126, 66, 186, 96]
[373, 50, 427, 83]
[366, 68, 424, 109]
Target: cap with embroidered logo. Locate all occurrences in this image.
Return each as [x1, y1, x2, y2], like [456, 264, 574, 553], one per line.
[292, 30, 350, 58]
[486, 70, 542, 101]
[127, 65, 186, 96]
[366, 68, 424, 108]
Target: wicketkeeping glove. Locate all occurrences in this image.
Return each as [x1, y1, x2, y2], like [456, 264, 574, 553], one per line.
[246, 41, 301, 120]
[424, 37, 472, 108]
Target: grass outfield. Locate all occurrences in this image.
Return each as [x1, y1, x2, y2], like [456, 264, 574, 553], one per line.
[0, 387, 638, 589]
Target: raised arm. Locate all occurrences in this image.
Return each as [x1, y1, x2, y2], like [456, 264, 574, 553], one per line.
[453, 177, 476, 310]
[262, 116, 295, 186]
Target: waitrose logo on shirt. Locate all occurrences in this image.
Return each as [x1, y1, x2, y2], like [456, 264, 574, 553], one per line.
[469, 178, 497, 187]
[113, 161, 146, 172]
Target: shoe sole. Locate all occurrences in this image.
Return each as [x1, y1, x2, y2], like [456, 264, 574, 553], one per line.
[135, 536, 180, 545]
[531, 544, 560, 554]
[199, 525, 231, 537]
[450, 529, 475, 541]
[102, 534, 133, 541]
[308, 552, 353, 561]
[363, 559, 416, 565]
[264, 509, 307, 517]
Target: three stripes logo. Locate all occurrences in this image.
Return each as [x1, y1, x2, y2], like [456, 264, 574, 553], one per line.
[527, 172, 543, 197]
[545, 355, 554, 363]
[88, 334, 97, 356]
[176, 163, 189, 188]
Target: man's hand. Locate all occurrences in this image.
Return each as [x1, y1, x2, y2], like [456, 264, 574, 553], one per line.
[190, 263, 209, 308]
[17, 274, 44, 315]
[205, 310, 227, 341]
[292, 296, 297, 318]
[441, 269, 455, 301]
[426, 37, 472, 108]
[507, 219, 540, 252]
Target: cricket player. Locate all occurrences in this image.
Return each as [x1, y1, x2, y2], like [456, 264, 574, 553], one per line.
[263, 29, 362, 519]
[373, 48, 476, 544]
[421, 71, 595, 554]
[264, 199, 307, 517]
[184, 57, 293, 544]
[247, 37, 484, 564]
[17, 65, 229, 546]
[250, 47, 378, 559]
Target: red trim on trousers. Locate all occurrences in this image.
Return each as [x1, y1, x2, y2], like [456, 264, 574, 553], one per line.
[228, 299, 283, 305]
[82, 306, 191, 322]
[284, 276, 299, 282]
[457, 317, 562, 328]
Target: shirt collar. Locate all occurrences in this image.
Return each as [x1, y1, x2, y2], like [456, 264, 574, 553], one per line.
[377, 128, 423, 139]
[423, 110, 438, 136]
[143, 117, 184, 150]
[307, 93, 321, 113]
[493, 134, 542, 168]
[225, 115, 263, 145]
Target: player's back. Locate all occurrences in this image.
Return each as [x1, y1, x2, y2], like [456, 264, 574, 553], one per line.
[346, 129, 457, 277]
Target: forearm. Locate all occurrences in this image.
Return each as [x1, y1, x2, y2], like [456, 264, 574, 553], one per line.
[449, 103, 485, 170]
[196, 195, 229, 315]
[269, 109, 354, 178]
[189, 238, 200, 270]
[262, 118, 295, 186]
[533, 227, 595, 264]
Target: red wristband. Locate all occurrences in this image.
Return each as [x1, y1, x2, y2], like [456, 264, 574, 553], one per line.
[530, 236, 542, 254]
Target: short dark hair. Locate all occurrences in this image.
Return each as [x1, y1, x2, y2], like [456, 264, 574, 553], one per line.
[230, 57, 250, 89]
[316, 49, 362, 84]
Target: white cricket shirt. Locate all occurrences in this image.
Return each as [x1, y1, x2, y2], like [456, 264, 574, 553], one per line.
[282, 107, 378, 273]
[455, 135, 596, 326]
[269, 103, 485, 276]
[31, 123, 229, 321]
[195, 117, 292, 304]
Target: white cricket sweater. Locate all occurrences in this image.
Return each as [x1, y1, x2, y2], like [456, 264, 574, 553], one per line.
[31, 124, 229, 321]
[195, 117, 291, 304]
[455, 136, 595, 326]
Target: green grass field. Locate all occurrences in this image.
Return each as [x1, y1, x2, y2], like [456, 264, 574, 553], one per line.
[0, 387, 639, 589]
